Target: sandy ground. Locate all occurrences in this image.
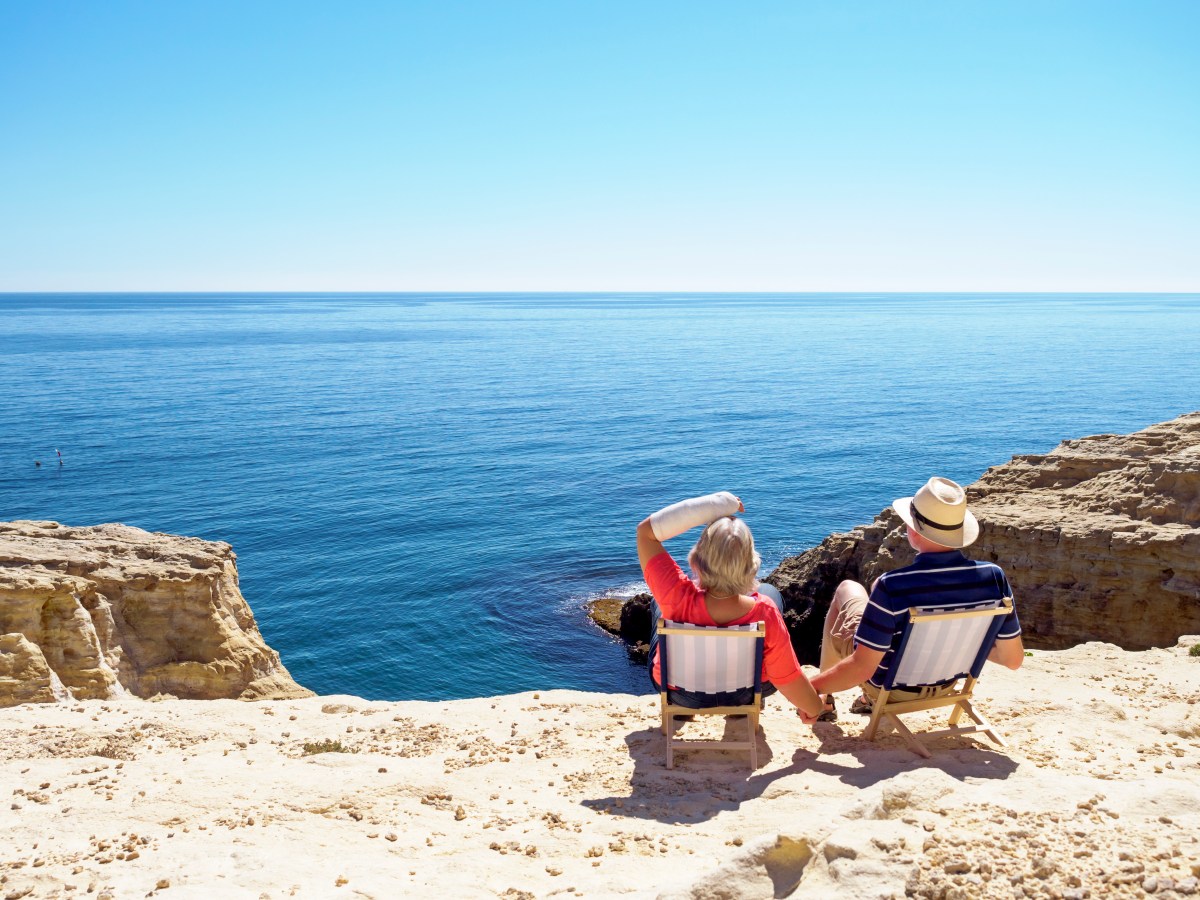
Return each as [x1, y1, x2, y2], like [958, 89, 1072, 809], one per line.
[2, 637, 1199, 900]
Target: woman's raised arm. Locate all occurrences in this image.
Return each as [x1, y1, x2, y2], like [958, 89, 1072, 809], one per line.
[636, 492, 743, 575]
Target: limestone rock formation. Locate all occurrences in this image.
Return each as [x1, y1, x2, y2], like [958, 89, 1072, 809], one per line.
[592, 413, 1200, 665]
[0, 521, 313, 706]
[771, 412, 1200, 659]
[0, 633, 70, 705]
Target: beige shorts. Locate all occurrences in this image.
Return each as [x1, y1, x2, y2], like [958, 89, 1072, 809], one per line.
[820, 586, 867, 672]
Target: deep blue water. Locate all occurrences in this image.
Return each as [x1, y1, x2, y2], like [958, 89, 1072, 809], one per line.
[2, 293, 1197, 700]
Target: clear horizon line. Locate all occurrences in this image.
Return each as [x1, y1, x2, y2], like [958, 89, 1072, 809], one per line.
[3, 289, 1199, 296]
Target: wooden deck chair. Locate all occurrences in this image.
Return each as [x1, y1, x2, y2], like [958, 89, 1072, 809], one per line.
[862, 598, 1014, 759]
[657, 617, 765, 770]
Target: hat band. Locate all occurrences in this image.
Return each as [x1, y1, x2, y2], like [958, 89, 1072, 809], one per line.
[910, 501, 964, 533]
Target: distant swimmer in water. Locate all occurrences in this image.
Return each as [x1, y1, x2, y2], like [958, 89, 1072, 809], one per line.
[56, 448, 63, 466]
[35, 460, 41, 467]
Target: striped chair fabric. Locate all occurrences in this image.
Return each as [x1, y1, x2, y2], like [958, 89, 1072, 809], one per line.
[661, 619, 761, 694]
[863, 598, 1014, 759]
[890, 600, 1003, 689]
[657, 618, 765, 769]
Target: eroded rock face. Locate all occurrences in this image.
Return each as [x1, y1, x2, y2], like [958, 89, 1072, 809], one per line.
[771, 412, 1200, 659]
[0, 521, 313, 706]
[0, 633, 70, 705]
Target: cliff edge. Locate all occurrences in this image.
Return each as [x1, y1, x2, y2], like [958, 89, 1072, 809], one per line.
[0, 521, 312, 706]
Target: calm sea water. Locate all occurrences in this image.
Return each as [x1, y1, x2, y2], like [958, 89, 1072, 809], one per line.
[2, 293, 1197, 700]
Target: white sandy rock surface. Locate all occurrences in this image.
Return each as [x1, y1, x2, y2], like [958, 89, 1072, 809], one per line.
[3, 638, 1199, 900]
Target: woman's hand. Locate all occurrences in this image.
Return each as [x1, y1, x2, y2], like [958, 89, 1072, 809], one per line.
[797, 695, 834, 726]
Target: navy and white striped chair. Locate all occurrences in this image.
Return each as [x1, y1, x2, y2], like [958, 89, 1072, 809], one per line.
[863, 598, 1014, 758]
[657, 617, 766, 769]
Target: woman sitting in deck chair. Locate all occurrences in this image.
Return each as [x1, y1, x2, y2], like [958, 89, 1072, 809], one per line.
[636, 492, 825, 719]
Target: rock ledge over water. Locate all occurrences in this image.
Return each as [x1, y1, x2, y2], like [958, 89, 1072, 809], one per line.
[0, 521, 312, 706]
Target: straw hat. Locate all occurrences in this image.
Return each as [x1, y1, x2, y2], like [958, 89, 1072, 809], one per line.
[892, 477, 979, 548]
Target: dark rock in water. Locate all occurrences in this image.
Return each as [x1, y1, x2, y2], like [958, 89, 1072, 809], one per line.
[779, 599, 821, 668]
[587, 597, 624, 635]
[619, 593, 653, 643]
[587, 593, 653, 663]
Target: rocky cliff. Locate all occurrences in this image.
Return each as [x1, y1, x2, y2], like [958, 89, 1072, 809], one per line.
[593, 413, 1200, 665]
[0, 521, 312, 707]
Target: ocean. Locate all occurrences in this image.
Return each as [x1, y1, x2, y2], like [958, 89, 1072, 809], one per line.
[2, 293, 1197, 700]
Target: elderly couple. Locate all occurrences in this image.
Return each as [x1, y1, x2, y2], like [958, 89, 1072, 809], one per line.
[635, 478, 1025, 725]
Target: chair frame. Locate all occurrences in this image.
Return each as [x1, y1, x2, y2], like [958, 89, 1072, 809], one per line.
[657, 618, 765, 770]
[862, 599, 1013, 759]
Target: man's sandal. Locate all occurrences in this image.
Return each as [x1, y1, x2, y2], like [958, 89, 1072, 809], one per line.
[849, 695, 873, 715]
[816, 695, 838, 723]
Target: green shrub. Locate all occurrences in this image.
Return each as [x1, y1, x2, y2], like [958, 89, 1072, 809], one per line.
[302, 739, 356, 755]
[1189, 643, 1200, 658]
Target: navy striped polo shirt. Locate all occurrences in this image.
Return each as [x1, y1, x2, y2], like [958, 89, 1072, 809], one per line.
[856, 550, 1022, 688]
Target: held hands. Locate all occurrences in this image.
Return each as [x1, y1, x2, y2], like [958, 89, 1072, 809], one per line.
[797, 695, 834, 726]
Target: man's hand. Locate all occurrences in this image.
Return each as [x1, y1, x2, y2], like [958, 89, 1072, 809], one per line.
[796, 694, 834, 726]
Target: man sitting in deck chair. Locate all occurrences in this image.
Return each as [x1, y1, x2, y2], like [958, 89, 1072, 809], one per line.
[806, 477, 1024, 751]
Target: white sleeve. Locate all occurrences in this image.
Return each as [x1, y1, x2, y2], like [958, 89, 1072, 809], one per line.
[650, 492, 741, 542]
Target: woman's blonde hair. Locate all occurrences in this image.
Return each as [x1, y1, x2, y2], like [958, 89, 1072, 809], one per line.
[687, 516, 760, 597]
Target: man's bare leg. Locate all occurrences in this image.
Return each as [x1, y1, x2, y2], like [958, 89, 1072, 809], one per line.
[819, 580, 871, 715]
[821, 579, 869, 670]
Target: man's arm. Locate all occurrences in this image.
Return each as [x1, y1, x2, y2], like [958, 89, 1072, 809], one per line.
[988, 635, 1024, 670]
[809, 643, 885, 697]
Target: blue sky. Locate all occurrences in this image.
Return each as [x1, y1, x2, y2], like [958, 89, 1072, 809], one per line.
[2, 2, 1196, 291]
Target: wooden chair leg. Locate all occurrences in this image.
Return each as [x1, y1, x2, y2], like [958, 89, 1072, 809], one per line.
[747, 716, 757, 770]
[863, 690, 889, 741]
[960, 700, 1006, 747]
[950, 678, 977, 727]
[890, 715, 932, 759]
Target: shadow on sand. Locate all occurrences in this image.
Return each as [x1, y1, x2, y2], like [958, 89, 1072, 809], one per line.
[580, 717, 1019, 826]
